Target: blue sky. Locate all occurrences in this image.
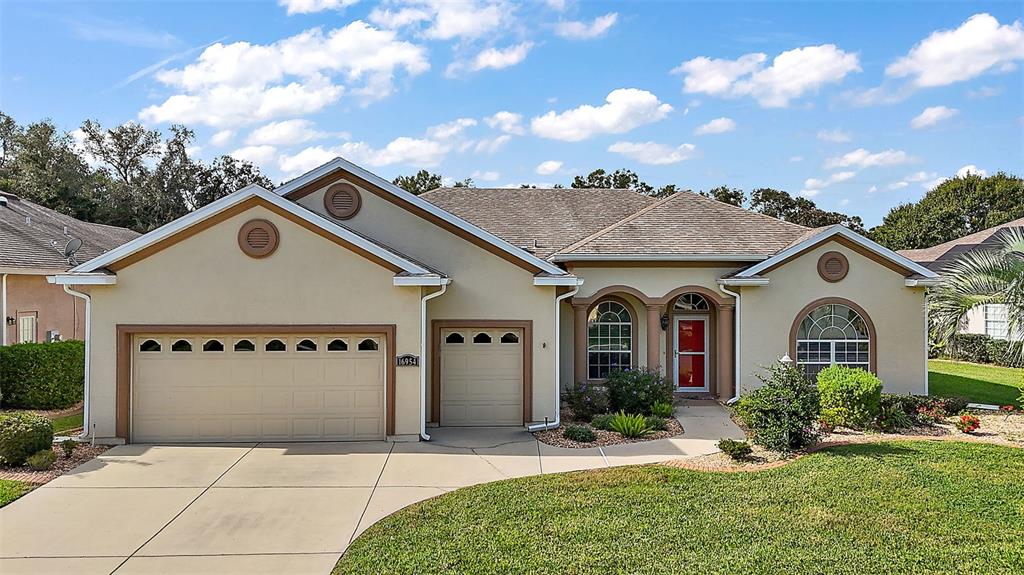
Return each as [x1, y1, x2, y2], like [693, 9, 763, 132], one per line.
[2, 1, 1022, 226]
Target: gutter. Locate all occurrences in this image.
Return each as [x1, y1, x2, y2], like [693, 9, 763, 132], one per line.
[527, 279, 584, 432]
[551, 253, 768, 263]
[419, 280, 450, 441]
[61, 285, 92, 441]
[718, 284, 741, 403]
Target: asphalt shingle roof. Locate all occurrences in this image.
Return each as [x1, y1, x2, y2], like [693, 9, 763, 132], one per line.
[0, 193, 139, 271]
[898, 217, 1024, 272]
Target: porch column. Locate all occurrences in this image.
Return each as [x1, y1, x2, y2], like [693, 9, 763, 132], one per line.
[717, 304, 735, 399]
[646, 304, 661, 373]
[573, 303, 588, 384]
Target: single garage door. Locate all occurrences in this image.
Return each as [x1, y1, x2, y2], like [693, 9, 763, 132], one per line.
[132, 333, 385, 442]
[439, 327, 523, 426]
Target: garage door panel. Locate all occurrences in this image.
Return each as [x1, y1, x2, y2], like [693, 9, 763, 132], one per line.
[440, 328, 524, 427]
[132, 332, 386, 442]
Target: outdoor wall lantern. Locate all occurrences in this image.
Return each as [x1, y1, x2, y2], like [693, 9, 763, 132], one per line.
[660, 313, 670, 330]
[5, 316, 13, 326]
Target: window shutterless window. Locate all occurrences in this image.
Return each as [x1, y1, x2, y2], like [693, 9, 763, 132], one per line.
[587, 300, 633, 379]
[795, 303, 870, 379]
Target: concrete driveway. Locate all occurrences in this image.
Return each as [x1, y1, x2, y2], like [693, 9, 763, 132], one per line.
[0, 404, 741, 575]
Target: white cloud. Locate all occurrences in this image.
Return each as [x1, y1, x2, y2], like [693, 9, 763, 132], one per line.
[545, 0, 567, 10]
[425, 118, 477, 139]
[368, 7, 432, 29]
[889, 171, 942, 190]
[824, 148, 913, 169]
[910, 105, 959, 129]
[607, 141, 697, 165]
[967, 85, 1002, 99]
[210, 130, 234, 147]
[799, 189, 820, 198]
[839, 198, 851, 206]
[278, 0, 359, 15]
[957, 164, 988, 177]
[804, 171, 856, 189]
[185, 145, 203, 158]
[230, 145, 278, 165]
[245, 119, 327, 146]
[471, 170, 500, 182]
[484, 111, 525, 135]
[888, 181, 909, 190]
[140, 22, 429, 127]
[531, 88, 672, 141]
[789, 155, 803, 163]
[279, 136, 448, 175]
[536, 160, 563, 175]
[673, 44, 860, 107]
[449, 42, 533, 76]
[373, 1, 509, 40]
[554, 13, 618, 40]
[867, 185, 878, 193]
[886, 13, 1024, 88]
[474, 134, 511, 154]
[694, 117, 735, 135]
[817, 128, 852, 143]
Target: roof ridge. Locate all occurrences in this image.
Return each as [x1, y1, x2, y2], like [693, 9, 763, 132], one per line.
[677, 189, 811, 231]
[555, 192, 683, 255]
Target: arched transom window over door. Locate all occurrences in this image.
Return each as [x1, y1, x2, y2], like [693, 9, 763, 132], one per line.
[587, 300, 633, 379]
[795, 302, 872, 379]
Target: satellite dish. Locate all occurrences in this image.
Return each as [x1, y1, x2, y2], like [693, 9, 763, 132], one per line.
[64, 238, 83, 261]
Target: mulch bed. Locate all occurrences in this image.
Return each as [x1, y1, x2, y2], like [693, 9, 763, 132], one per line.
[0, 440, 108, 484]
[533, 409, 685, 448]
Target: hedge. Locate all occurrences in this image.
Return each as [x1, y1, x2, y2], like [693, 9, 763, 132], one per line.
[940, 333, 1023, 368]
[0, 341, 85, 409]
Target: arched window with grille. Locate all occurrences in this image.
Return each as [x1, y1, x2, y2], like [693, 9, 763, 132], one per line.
[587, 300, 633, 379]
[795, 302, 872, 378]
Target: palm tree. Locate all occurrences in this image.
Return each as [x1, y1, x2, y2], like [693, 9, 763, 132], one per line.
[930, 228, 1024, 360]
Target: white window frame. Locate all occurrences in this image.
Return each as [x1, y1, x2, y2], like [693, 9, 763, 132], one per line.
[984, 304, 1010, 340]
[17, 313, 37, 343]
[795, 303, 871, 378]
[587, 300, 633, 380]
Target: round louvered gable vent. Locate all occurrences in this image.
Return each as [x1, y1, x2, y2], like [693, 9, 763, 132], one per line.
[817, 251, 849, 282]
[238, 219, 279, 258]
[324, 183, 361, 219]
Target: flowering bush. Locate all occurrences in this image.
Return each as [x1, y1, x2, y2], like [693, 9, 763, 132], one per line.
[955, 413, 981, 434]
[565, 382, 609, 421]
[1001, 405, 1016, 421]
[604, 368, 674, 415]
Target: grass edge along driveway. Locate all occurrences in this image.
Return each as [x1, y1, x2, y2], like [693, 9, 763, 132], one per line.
[930, 359, 1024, 407]
[0, 479, 31, 508]
[337, 441, 1024, 575]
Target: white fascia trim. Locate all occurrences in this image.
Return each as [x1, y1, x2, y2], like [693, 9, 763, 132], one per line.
[717, 277, 769, 286]
[0, 266, 68, 275]
[551, 253, 768, 263]
[736, 225, 939, 279]
[69, 184, 429, 276]
[274, 158, 568, 277]
[393, 276, 452, 287]
[47, 273, 117, 285]
[906, 278, 941, 287]
[533, 276, 583, 286]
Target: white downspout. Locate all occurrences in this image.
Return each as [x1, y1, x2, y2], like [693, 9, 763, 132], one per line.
[923, 291, 930, 395]
[527, 280, 583, 432]
[419, 282, 449, 441]
[62, 285, 91, 440]
[718, 285, 741, 403]
[1, 273, 7, 345]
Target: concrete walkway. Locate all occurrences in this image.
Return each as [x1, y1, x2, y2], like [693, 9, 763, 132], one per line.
[0, 403, 742, 575]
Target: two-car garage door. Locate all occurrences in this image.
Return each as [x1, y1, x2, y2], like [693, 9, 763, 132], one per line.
[132, 333, 385, 443]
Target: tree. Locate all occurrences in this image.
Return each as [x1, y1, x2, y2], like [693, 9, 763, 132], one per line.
[870, 172, 1024, 250]
[571, 168, 654, 195]
[192, 155, 273, 209]
[749, 187, 865, 233]
[393, 170, 442, 195]
[701, 185, 745, 207]
[930, 228, 1023, 361]
[452, 178, 474, 188]
[80, 119, 162, 186]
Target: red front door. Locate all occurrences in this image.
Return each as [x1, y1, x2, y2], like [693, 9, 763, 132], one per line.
[675, 318, 707, 390]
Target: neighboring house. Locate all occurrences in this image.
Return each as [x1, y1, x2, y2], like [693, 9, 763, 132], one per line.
[0, 191, 138, 345]
[50, 158, 937, 444]
[900, 217, 1024, 341]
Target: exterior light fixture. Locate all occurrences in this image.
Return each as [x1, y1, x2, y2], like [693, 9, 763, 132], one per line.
[660, 313, 669, 330]
[779, 354, 794, 366]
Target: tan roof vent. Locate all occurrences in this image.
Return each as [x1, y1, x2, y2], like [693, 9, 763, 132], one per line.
[324, 182, 361, 220]
[817, 251, 849, 282]
[238, 219, 279, 258]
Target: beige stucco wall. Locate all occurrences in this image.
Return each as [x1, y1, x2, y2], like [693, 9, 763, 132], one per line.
[85, 204, 423, 441]
[740, 241, 927, 395]
[295, 179, 559, 422]
[3, 273, 85, 344]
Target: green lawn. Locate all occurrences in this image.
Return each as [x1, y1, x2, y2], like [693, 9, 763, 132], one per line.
[49, 411, 84, 434]
[0, 479, 31, 508]
[337, 441, 1024, 575]
[930, 359, 1024, 407]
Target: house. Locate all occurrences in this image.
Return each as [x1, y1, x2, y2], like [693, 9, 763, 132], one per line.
[900, 217, 1024, 341]
[49, 158, 938, 444]
[0, 191, 138, 345]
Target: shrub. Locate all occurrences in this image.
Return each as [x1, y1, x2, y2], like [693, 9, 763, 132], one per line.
[876, 404, 914, 432]
[717, 438, 752, 461]
[0, 412, 54, 466]
[0, 341, 85, 409]
[940, 396, 971, 415]
[590, 413, 615, 431]
[562, 424, 596, 443]
[735, 363, 820, 452]
[26, 449, 56, 471]
[605, 368, 674, 415]
[61, 438, 77, 459]
[608, 412, 651, 438]
[955, 413, 981, 434]
[564, 382, 609, 421]
[816, 366, 882, 429]
[944, 333, 992, 364]
[645, 416, 668, 431]
[650, 401, 675, 418]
